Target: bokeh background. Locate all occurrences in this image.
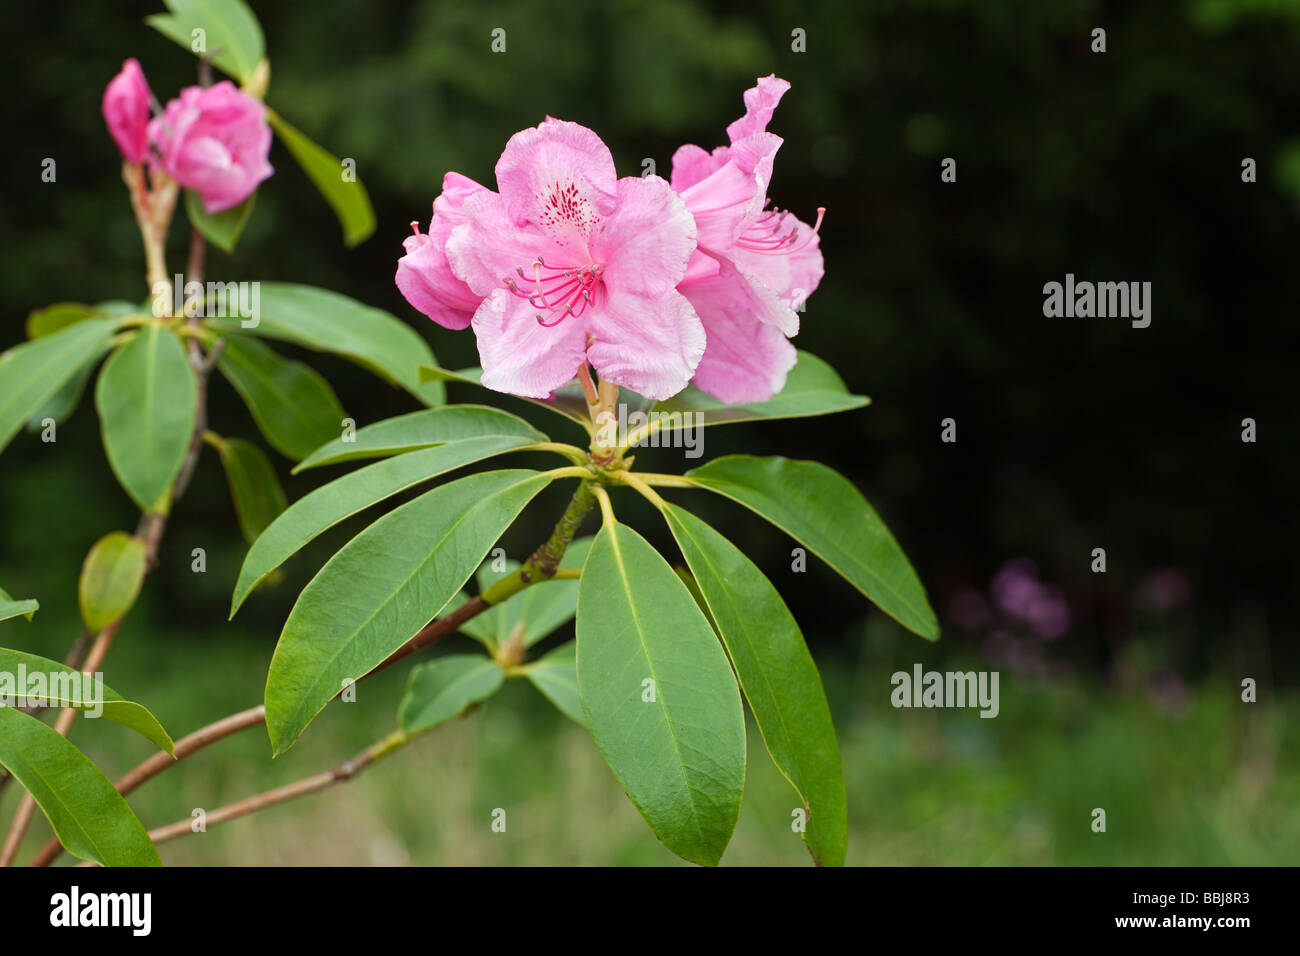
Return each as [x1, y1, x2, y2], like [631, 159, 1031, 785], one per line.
[1, 0, 1297, 864]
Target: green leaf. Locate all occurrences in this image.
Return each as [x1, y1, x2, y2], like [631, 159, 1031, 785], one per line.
[398, 655, 505, 735]
[214, 437, 287, 544]
[25, 303, 98, 339]
[0, 707, 162, 866]
[208, 283, 442, 405]
[648, 351, 869, 431]
[0, 319, 117, 455]
[26, 301, 137, 340]
[419, 363, 592, 430]
[145, 0, 265, 82]
[26, 354, 98, 432]
[264, 469, 552, 754]
[685, 456, 939, 640]
[95, 325, 198, 511]
[216, 335, 345, 461]
[524, 642, 584, 725]
[0, 587, 38, 623]
[461, 537, 593, 650]
[0, 648, 175, 755]
[231, 436, 537, 614]
[294, 404, 545, 472]
[663, 504, 847, 866]
[673, 565, 717, 629]
[576, 522, 746, 866]
[78, 531, 148, 633]
[186, 188, 256, 253]
[266, 109, 376, 247]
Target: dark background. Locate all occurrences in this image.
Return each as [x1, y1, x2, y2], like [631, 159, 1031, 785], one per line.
[4, 0, 1295, 682]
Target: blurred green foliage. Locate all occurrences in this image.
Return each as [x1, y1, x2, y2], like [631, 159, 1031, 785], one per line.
[2, 619, 1294, 865]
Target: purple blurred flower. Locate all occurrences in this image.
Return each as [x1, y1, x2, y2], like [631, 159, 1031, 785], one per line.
[1024, 584, 1070, 640]
[991, 558, 1042, 618]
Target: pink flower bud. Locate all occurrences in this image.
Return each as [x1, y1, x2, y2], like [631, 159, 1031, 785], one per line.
[102, 59, 152, 164]
[149, 81, 273, 213]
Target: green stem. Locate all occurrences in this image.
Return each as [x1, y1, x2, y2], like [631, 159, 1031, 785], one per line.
[629, 472, 698, 489]
[518, 441, 590, 466]
[480, 480, 597, 605]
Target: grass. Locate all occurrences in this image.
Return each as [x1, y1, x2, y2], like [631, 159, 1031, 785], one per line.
[2, 617, 1295, 866]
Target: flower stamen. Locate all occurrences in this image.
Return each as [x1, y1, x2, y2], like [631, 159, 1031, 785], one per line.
[502, 256, 602, 327]
[735, 206, 825, 255]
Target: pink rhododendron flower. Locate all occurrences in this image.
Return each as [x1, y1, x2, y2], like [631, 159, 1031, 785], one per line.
[149, 81, 273, 213]
[395, 172, 488, 330]
[671, 75, 825, 403]
[102, 59, 152, 164]
[441, 119, 704, 400]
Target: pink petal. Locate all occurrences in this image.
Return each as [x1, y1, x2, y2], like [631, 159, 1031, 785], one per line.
[445, 191, 555, 298]
[436, 171, 485, 221]
[731, 207, 825, 326]
[587, 288, 704, 400]
[151, 82, 272, 212]
[726, 130, 783, 188]
[471, 288, 590, 399]
[669, 143, 729, 191]
[683, 276, 797, 404]
[102, 59, 152, 163]
[675, 157, 761, 257]
[494, 119, 618, 245]
[681, 249, 722, 285]
[593, 176, 697, 299]
[395, 173, 489, 329]
[395, 231, 476, 330]
[695, 253, 799, 337]
[781, 221, 825, 312]
[725, 75, 791, 143]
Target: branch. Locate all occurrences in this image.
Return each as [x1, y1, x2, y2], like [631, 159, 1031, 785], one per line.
[0, 621, 122, 865]
[146, 733, 406, 849]
[27, 601, 484, 868]
[2, 236, 223, 864]
[28, 706, 267, 868]
[27, 478, 598, 865]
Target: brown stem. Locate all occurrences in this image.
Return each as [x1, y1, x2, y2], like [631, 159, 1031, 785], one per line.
[370, 596, 489, 676]
[0, 622, 122, 865]
[2, 221, 220, 864]
[11, 631, 92, 721]
[28, 594, 492, 867]
[28, 706, 267, 867]
[25, 596, 484, 867]
[22, 469, 595, 865]
[147, 734, 401, 848]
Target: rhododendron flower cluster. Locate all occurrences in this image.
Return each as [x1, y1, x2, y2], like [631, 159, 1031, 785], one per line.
[396, 75, 823, 403]
[101, 59, 273, 213]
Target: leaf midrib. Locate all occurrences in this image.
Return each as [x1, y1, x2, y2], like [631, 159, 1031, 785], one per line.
[0, 710, 132, 865]
[603, 525, 709, 838]
[668, 510, 813, 820]
[274, 473, 545, 745]
[235, 437, 530, 611]
[224, 344, 338, 448]
[691, 472, 936, 634]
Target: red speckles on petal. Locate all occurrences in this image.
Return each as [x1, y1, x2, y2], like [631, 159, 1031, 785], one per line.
[537, 180, 600, 247]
